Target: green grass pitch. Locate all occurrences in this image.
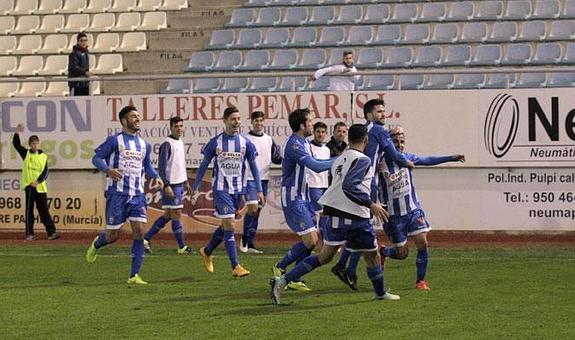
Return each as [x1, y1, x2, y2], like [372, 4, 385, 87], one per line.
[0, 245, 573, 339]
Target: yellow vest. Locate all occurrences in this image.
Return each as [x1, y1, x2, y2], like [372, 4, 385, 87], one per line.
[21, 152, 48, 193]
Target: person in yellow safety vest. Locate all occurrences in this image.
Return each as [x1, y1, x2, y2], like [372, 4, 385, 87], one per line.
[12, 124, 59, 241]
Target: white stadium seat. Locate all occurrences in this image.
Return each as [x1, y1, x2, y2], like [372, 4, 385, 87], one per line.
[0, 56, 18, 76]
[85, 0, 112, 13]
[13, 78, 47, 97]
[38, 55, 68, 75]
[37, 14, 65, 33]
[62, 14, 90, 33]
[0, 78, 20, 97]
[44, 81, 70, 96]
[86, 13, 116, 32]
[117, 31, 146, 51]
[12, 55, 44, 76]
[0, 16, 16, 34]
[13, 34, 43, 55]
[138, 11, 167, 30]
[93, 54, 123, 74]
[12, 16, 41, 34]
[0, 36, 17, 54]
[111, 12, 140, 31]
[40, 34, 68, 54]
[90, 32, 120, 52]
[12, 0, 38, 15]
[60, 0, 86, 13]
[35, 0, 62, 14]
[110, 0, 137, 12]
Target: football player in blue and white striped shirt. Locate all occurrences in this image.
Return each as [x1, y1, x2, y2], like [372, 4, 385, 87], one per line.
[86, 105, 163, 285]
[379, 126, 465, 291]
[192, 106, 264, 278]
[143, 116, 194, 255]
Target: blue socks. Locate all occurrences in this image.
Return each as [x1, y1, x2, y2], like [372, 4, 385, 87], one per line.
[223, 230, 239, 269]
[204, 226, 224, 255]
[130, 239, 145, 277]
[242, 211, 260, 247]
[144, 215, 169, 241]
[416, 249, 429, 282]
[171, 220, 186, 249]
[347, 252, 361, 277]
[285, 255, 321, 283]
[336, 248, 351, 268]
[367, 265, 385, 297]
[382, 246, 400, 259]
[277, 241, 309, 270]
[94, 231, 108, 249]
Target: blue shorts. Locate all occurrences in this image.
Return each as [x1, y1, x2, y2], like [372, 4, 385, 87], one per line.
[105, 193, 147, 229]
[308, 187, 326, 212]
[214, 191, 243, 219]
[161, 183, 184, 209]
[245, 180, 269, 206]
[383, 209, 430, 247]
[323, 216, 378, 252]
[282, 200, 317, 236]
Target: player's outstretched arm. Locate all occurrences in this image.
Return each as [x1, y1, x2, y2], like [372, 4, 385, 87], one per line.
[12, 124, 28, 160]
[413, 154, 466, 166]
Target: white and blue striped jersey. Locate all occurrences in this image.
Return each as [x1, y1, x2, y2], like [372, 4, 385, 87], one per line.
[282, 134, 312, 202]
[198, 132, 258, 194]
[93, 132, 157, 196]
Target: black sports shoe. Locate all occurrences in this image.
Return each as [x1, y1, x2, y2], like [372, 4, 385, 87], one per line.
[331, 265, 348, 286]
[347, 272, 358, 291]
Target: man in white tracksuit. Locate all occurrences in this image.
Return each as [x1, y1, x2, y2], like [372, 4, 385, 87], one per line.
[311, 50, 360, 91]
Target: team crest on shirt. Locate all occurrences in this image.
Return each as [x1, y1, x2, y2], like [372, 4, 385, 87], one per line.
[223, 205, 229, 213]
[417, 216, 425, 225]
[292, 143, 300, 150]
[215, 147, 222, 155]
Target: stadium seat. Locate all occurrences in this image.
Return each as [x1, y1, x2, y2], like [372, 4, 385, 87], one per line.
[0, 16, 16, 35]
[363, 4, 390, 24]
[207, 29, 235, 49]
[563, 0, 575, 18]
[447, 1, 473, 21]
[412, 46, 441, 67]
[238, 49, 270, 70]
[268, 49, 298, 70]
[38, 55, 67, 75]
[488, 22, 518, 42]
[460, 22, 487, 43]
[13, 35, 42, 55]
[0, 0, 14, 15]
[355, 47, 382, 68]
[13, 55, 43, 76]
[67, 33, 93, 49]
[563, 43, 575, 63]
[212, 50, 242, 71]
[161, 78, 191, 94]
[256, 7, 281, 26]
[40, 34, 68, 54]
[161, 0, 188, 10]
[44, 81, 70, 96]
[186, 51, 214, 72]
[85, 0, 112, 13]
[419, 3, 446, 22]
[271, 0, 295, 5]
[531, 0, 560, 19]
[92, 54, 123, 74]
[87, 13, 116, 32]
[316, 26, 345, 47]
[0, 56, 18, 76]
[111, 12, 140, 31]
[245, 0, 267, 6]
[518, 21, 547, 41]
[12, 0, 38, 15]
[91, 79, 100, 94]
[501, 43, 532, 65]
[226, 8, 255, 27]
[400, 74, 424, 90]
[327, 48, 348, 65]
[360, 75, 396, 91]
[0, 78, 19, 97]
[385, 47, 412, 68]
[548, 72, 575, 87]
[389, 3, 417, 23]
[281, 7, 308, 26]
[13, 16, 41, 34]
[37, 14, 65, 33]
[308, 6, 335, 25]
[504, 0, 531, 19]
[532, 42, 562, 64]
[62, 14, 90, 33]
[485, 73, 511, 88]
[193, 78, 220, 93]
[424, 74, 454, 89]
[347, 26, 372, 45]
[36, 0, 62, 14]
[512, 72, 547, 88]
[304, 76, 329, 92]
[236, 28, 262, 48]
[137, 0, 161, 11]
[299, 0, 321, 5]
[374, 24, 401, 45]
[110, 0, 136, 12]
[117, 31, 146, 51]
[248, 77, 278, 92]
[60, 0, 85, 13]
[0, 36, 17, 54]
[289, 27, 317, 47]
[548, 20, 575, 40]
[89, 53, 96, 67]
[295, 49, 325, 70]
[476, 1, 503, 20]
[277, 77, 306, 92]
[138, 11, 167, 30]
[219, 77, 248, 93]
[453, 73, 486, 89]
[442, 45, 471, 66]
[13, 79, 46, 97]
[335, 5, 362, 24]
[430, 23, 458, 43]
[261, 27, 288, 48]
[470, 44, 502, 65]
[403, 24, 430, 44]
[91, 32, 119, 52]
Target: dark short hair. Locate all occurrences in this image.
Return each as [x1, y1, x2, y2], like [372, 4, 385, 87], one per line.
[251, 111, 265, 121]
[288, 108, 310, 133]
[313, 122, 327, 131]
[170, 116, 183, 127]
[28, 135, 39, 144]
[363, 99, 385, 120]
[77, 33, 87, 42]
[333, 121, 347, 130]
[343, 50, 353, 57]
[348, 124, 368, 144]
[223, 106, 239, 119]
[119, 105, 137, 123]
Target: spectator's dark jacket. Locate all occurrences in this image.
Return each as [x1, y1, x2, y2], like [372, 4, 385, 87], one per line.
[68, 44, 90, 89]
[326, 137, 347, 157]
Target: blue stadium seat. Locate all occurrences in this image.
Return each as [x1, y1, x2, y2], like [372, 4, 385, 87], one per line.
[562, 42, 575, 63]
[256, 7, 281, 26]
[248, 77, 278, 92]
[193, 78, 220, 93]
[238, 50, 270, 71]
[488, 22, 518, 42]
[419, 3, 446, 22]
[316, 26, 345, 47]
[268, 49, 298, 70]
[563, 0, 575, 18]
[261, 28, 289, 48]
[403, 24, 430, 44]
[281, 7, 308, 26]
[226, 8, 255, 27]
[295, 49, 326, 70]
[186, 51, 214, 72]
[236, 28, 262, 48]
[453, 74, 486, 89]
[335, 5, 362, 24]
[442, 45, 471, 66]
[327, 48, 348, 65]
[363, 4, 390, 24]
[485, 73, 512, 88]
[532, 42, 562, 64]
[271, 0, 295, 4]
[389, 3, 417, 23]
[512, 73, 547, 88]
[502, 43, 532, 65]
[548, 72, 575, 87]
[448, 2, 474, 21]
[476, 1, 503, 20]
[504, 0, 531, 20]
[162, 79, 190, 94]
[532, 0, 560, 19]
[207, 29, 235, 49]
[430, 23, 458, 43]
[518, 21, 547, 41]
[356, 47, 383, 68]
[374, 24, 401, 45]
[245, 0, 267, 6]
[360, 75, 396, 91]
[548, 20, 575, 40]
[385, 47, 412, 67]
[304, 76, 330, 92]
[412, 46, 441, 67]
[470, 44, 502, 66]
[288, 27, 317, 47]
[347, 26, 373, 45]
[308, 6, 335, 25]
[424, 74, 454, 89]
[220, 77, 248, 93]
[212, 51, 242, 71]
[400, 74, 424, 90]
[276, 77, 306, 92]
[460, 22, 487, 43]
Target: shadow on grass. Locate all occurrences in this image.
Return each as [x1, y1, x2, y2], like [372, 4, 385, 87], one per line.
[220, 299, 368, 316]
